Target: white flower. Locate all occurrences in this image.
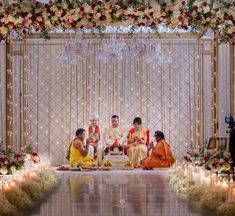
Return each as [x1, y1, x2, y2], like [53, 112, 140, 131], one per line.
[213, 1, 221, 10]
[203, 6, 210, 14]
[0, 166, 8, 175]
[9, 165, 16, 174]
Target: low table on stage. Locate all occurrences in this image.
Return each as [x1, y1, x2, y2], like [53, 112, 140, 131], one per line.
[103, 151, 129, 169]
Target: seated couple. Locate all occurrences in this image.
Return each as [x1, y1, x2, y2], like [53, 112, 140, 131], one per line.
[67, 115, 175, 169]
[103, 115, 174, 168]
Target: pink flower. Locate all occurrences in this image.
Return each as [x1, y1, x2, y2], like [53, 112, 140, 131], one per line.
[56, 11, 62, 17]
[25, 13, 32, 20]
[162, 12, 167, 17]
[36, 17, 43, 22]
[166, 3, 173, 10]
[96, 12, 102, 18]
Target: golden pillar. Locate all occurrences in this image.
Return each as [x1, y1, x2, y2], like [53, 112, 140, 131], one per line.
[5, 39, 13, 149]
[211, 38, 219, 137]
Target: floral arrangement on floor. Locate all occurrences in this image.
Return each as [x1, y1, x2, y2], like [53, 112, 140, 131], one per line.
[168, 170, 196, 194]
[0, 150, 25, 175]
[218, 202, 235, 216]
[183, 149, 233, 175]
[0, 170, 60, 216]
[0, 0, 234, 43]
[168, 167, 235, 215]
[0, 145, 40, 175]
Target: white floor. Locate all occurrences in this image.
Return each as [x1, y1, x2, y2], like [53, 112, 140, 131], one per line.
[18, 169, 215, 216]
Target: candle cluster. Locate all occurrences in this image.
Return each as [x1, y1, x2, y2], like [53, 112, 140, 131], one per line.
[0, 160, 50, 194]
[173, 161, 235, 202]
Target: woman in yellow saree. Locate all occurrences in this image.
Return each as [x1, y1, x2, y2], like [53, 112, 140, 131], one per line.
[127, 117, 148, 168]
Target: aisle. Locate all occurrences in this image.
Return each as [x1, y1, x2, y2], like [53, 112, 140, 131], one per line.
[18, 169, 214, 216]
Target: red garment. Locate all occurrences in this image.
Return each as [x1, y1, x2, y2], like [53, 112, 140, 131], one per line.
[88, 125, 100, 144]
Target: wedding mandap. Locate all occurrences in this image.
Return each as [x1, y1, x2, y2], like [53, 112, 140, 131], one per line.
[0, 0, 234, 216]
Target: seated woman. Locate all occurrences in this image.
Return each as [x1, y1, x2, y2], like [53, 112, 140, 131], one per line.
[142, 131, 175, 169]
[68, 128, 93, 166]
[88, 115, 100, 159]
[127, 117, 148, 168]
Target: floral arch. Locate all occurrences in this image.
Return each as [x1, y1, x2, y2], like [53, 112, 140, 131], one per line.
[0, 0, 234, 43]
[0, 0, 234, 165]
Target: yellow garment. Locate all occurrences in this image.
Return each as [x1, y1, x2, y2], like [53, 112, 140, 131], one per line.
[69, 139, 92, 166]
[127, 144, 147, 167]
[127, 128, 148, 167]
[69, 176, 93, 194]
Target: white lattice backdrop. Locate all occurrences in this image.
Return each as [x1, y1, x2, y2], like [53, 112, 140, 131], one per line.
[218, 44, 231, 138]
[0, 38, 232, 165]
[19, 38, 200, 165]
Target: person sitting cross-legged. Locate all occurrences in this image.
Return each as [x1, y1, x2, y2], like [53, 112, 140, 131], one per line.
[104, 115, 127, 155]
[68, 128, 93, 166]
[141, 131, 175, 170]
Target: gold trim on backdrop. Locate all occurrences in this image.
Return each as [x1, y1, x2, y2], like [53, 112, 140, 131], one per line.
[5, 39, 13, 149]
[230, 45, 235, 117]
[23, 33, 200, 40]
[211, 38, 219, 137]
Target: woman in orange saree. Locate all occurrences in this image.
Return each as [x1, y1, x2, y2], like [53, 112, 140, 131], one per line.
[142, 131, 175, 169]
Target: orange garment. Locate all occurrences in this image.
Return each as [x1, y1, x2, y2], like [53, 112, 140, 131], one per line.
[143, 139, 175, 168]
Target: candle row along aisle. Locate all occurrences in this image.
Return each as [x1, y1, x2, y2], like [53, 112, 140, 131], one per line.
[0, 146, 60, 216]
[168, 161, 235, 216]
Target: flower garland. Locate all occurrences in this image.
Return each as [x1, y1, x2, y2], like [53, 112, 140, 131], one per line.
[0, 0, 234, 43]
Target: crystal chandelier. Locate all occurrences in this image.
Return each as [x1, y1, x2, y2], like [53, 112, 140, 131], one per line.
[60, 34, 171, 66]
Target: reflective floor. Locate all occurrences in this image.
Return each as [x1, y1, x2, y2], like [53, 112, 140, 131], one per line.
[18, 169, 215, 216]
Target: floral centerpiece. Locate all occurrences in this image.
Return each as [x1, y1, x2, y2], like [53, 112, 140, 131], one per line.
[0, 149, 25, 175]
[25, 144, 40, 164]
[183, 149, 233, 174]
[0, 144, 40, 175]
[204, 150, 232, 174]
